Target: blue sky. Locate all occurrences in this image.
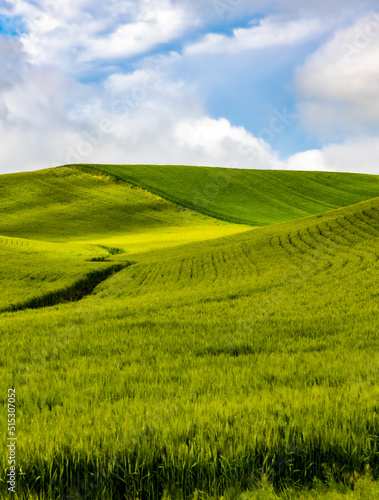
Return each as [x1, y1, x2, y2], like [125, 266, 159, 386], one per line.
[0, 14, 25, 36]
[0, 0, 379, 174]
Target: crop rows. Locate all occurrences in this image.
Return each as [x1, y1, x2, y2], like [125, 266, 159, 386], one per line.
[271, 206, 379, 274]
[1, 167, 379, 498]
[102, 202, 379, 308]
[0, 234, 109, 259]
[115, 243, 260, 299]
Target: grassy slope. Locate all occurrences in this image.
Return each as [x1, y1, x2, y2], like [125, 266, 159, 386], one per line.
[1, 185, 379, 498]
[75, 164, 379, 226]
[0, 167, 248, 311]
[0, 236, 116, 312]
[0, 166, 246, 243]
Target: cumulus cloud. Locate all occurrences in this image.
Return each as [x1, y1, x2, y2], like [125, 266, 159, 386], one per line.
[321, 137, 379, 174]
[2, 0, 379, 176]
[0, 42, 282, 174]
[0, 36, 95, 172]
[80, 2, 191, 62]
[62, 114, 283, 170]
[296, 11, 379, 137]
[186, 17, 323, 55]
[286, 149, 329, 172]
[287, 137, 379, 174]
[62, 68, 284, 170]
[7, 0, 195, 70]
[175, 117, 283, 169]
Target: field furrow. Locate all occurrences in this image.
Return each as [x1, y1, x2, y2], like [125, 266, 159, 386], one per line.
[2, 166, 379, 499]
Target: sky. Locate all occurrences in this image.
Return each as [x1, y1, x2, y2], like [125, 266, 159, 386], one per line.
[0, 0, 379, 174]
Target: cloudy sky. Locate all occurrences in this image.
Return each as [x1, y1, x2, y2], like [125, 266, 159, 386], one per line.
[1, 0, 379, 174]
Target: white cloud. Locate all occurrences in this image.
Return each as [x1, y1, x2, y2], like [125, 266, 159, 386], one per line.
[286, 149, 329, 171]
[286, 137, 379, 174]
[0, 37, 24, 89]
[175, 117, 283, 169]
[186, 17, 323, 55]
[9, 0, 194, 69]
[106, 68, 166, 95]
[296, 11, 379, 136]
[80, 3, 191, 62]
[0, 41, 282, 174]
[61, 74, 284, 170]
[3, 0, 379, 178]
[320, 137, 379, 174]
[62, 114, 283, 170]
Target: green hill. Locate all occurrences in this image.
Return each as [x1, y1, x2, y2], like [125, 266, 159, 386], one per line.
[1, 165, 379, 499]
[0, 166, 247, 243]
[74, 163, 379, 226]
[0, 166, 248, 312]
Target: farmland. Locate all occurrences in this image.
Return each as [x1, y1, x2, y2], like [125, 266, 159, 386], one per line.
[76, 164, 379, 225]
[1, 165, 379, 499]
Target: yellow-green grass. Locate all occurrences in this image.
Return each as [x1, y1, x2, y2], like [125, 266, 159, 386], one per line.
[0, 234, 108, 258]
[0, 240, 121, 313]
[0, 167, 249, 311]
[1, 187, 379, 498]
[74, 164, 379, 226]
[75, 224, 252, 255]
[0, 166, 249, 243]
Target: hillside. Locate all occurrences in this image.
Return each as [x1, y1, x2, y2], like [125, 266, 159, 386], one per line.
[0, 166, 247, 243]
[1, 165, 379, 499]
[0, 167, 249, 312]
[74, 163, 379, 226]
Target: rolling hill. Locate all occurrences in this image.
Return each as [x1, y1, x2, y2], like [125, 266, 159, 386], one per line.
[0, 166, 249, 311]
[0, 166, 248, 242]
[74, 163, 379, 225]
[1, 164, 379, 499]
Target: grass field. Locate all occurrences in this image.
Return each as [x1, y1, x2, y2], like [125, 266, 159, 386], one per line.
[0, 166, 248, 243]
[1, 165, 379, 499]
[0, 167, 249, 312]
[73, 164, 379, 226]
[0, 236, 119, 313]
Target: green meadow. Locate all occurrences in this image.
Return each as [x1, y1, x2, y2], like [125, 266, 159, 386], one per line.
[1, 165, 379, 499]
[76, 164, 379, 225]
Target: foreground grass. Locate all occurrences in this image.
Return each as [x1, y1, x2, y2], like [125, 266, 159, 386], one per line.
[1, 190, 379, 498]
[12, 473, 379, 499]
